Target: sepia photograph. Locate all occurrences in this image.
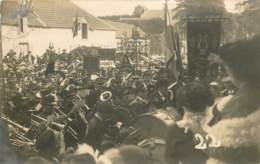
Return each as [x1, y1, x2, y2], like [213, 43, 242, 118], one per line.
[0, 0, 260, 163]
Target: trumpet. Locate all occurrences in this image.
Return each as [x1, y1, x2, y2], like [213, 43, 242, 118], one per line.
[121, 72, 132, 85]
[1, 116, 29, 133]
[168, 81, 178, 90]
[31, 114, 65, 130]
[104, 77, 115, 88]
[31, 114, 78, 140]
[9, 138, 34, 147]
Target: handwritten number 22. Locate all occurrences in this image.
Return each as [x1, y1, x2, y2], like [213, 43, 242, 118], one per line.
[194, 133, 221, 150]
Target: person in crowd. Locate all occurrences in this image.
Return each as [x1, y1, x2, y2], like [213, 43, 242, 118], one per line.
[97, 145, 153, 164]
[58, 49, 71, 66]
[165, 80, 214, 164]
[61, 144, 97, 164]
[23, 51, 35, 65]
[44, 45, 57, 76]
[166, 35, 260, 164]
[85, 100, 116, 150]
[24, 156, 51, 164]
[0, 118, 19, 164]
[208, 81, 219, 99]
[175, 80, 214, 116]
[35, 126, 61, 160]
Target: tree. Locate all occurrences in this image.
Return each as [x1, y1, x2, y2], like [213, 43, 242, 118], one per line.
[173, 0, 225, 17]
[237, 0, 260, 11]
[132, 5, 147, 17]
[236, 0, 260, 37]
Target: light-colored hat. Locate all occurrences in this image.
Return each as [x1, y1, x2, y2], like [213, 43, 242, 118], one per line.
[100, 91, 112, 102]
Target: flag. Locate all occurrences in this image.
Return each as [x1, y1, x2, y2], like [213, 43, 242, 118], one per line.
[164, 1, 182, 81]
[72, 11, 79, 37]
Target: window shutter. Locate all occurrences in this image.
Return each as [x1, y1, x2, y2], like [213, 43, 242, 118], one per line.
[20, 17, 24, 32]
[82, 23, 88, 39]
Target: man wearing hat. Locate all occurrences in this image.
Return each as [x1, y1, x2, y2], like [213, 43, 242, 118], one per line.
[44, 46, 57, 76]
[85, 90, 123, 150]
[37, 93, 59, 118]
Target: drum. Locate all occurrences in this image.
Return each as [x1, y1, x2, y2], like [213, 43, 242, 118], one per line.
[132, 109, 180, 139]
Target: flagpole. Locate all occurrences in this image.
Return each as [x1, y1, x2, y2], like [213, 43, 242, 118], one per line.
[164, 0, 184, 81]
[0, 0, 5, 115]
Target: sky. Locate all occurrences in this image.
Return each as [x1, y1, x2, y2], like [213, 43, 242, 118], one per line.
[72, 0, 244, 17]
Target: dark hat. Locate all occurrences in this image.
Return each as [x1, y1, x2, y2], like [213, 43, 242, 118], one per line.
[96, 101, 114, 114]
[42, 94, 58, 105]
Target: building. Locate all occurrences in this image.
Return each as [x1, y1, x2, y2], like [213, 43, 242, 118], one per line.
[1, 0, 117, 56]
[104, 20, 150, 58]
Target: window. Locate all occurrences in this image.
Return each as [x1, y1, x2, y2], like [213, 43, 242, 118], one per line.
[82, 23, 88, 39]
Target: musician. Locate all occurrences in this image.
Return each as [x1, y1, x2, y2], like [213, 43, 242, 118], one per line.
[166, 35, 260, 164]
[44, 46, 57, 76]
[58, 49, 69, 64]
[85, 100, 117, 150]
[85, 83, 100, 109]
[149, 78, 170, 109]
[35, 126, 62, 160]
[4, 49, 17, 64]
[208, 81, 220, 100]
[0, 118, 19, 164]
[23, 51, 35, 65]
[39, 94, 59, 117]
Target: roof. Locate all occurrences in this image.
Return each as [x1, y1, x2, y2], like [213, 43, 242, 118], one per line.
[104, 20, 146, 38]
[2, 0, 114, 31]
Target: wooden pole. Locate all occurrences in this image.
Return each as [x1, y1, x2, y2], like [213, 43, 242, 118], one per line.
[0, 0, 5, 116]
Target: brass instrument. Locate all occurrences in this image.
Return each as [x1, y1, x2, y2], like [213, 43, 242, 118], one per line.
[31, 114, 78, 140]
[121, 72, 132, 85]
[31, 114, 65, 130]
[1, 116, 29, 133]
[168, 81, 178, 101]
[100, 91, 113, 102]
[1, 116, 35, 148]
[168, 81, 178, 90]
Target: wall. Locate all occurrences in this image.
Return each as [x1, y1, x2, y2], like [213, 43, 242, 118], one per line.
[1, 25, 117, 56]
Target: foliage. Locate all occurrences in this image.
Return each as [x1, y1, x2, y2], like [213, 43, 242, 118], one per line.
[235, 0, 260, 37]
[173, 0, 226, 18]
[132, 5, 148, 17]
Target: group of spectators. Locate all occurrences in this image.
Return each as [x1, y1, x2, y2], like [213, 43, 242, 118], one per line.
[1, 35, 260, 164]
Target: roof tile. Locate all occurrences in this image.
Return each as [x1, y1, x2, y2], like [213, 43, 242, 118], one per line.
[2, 0, 114, 31]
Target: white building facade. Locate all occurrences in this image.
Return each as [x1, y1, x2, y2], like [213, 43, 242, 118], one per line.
[1, 0, 117, 56]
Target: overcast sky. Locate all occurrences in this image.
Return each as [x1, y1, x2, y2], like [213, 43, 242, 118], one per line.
[72, 0, 244, 16]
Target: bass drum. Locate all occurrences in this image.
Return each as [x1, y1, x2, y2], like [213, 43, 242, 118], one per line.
[131, 109, 181, 140]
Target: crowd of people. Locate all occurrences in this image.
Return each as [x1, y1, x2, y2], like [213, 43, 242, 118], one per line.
[0, 35, 260, 164]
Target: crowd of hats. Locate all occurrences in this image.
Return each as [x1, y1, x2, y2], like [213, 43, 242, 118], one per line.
[2, 48, 89, 124]
[1, 46, 240, 164]
[2, 46, 169, 127]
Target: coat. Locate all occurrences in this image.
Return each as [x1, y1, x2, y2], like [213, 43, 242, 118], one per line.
[165, 84, 260, 164]
[203, 84, 260, 164]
